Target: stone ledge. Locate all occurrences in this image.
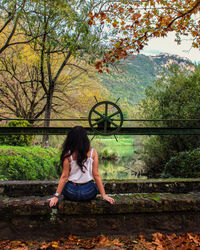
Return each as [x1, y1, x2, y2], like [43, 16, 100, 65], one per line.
[1, 193, 200, 240]
[1, 192, 200, 216]
[1, 179, 200, 197]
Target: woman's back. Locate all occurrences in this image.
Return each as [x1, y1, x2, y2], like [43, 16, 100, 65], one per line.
[68, 148, 94, 184]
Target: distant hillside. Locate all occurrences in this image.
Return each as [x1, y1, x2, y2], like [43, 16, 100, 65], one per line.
[98, 53, 195, 105]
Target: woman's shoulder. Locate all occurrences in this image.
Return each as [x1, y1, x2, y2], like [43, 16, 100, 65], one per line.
[63, 156, 71, 166]
[88, 148, 97, 159]
[92, 148, 97, 154]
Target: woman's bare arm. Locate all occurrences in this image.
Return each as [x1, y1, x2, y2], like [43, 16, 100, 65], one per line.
[48, 158, 70, 207]
[92, 149, 114, 204]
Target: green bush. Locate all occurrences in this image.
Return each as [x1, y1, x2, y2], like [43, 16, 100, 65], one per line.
[99, 147, 119, 160]
[162, 148, 200, 178]
[0, 145, 60, 180]
[140, 64, 200, 177]
[142, 135, 169, 178]
[0, 120, 34, 146]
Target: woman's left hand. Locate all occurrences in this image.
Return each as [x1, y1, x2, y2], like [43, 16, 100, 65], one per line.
[102, 195, 115, 204]
[47, 197, 59, 207]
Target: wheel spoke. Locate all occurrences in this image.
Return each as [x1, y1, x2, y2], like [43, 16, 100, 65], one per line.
[92, 117, 105, 127]
[93, 109, 104, 119]
[109, 120, 119, 128]
[105, 102, 108, 116]
[108, 111, 120, 119]
[104, 120, 107, 133]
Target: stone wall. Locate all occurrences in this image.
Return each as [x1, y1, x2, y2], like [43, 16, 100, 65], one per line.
[1, 179, 200, 197]
[1, 179, 200, 240]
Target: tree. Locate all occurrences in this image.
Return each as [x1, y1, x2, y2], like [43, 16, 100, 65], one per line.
[19, 0, 107, 145]
[1, 0, 200, 64]
[1, 0, 200, 146]
[0, 0, 44, 54]
[0, 47, 46, 121]
[0, 41, 108, 124]
[88, 0, 200, 71]
[140, 64, 200, 177]
[0, 0, 25, 53]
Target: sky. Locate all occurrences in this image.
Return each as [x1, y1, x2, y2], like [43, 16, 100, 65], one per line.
[142, 32, 200, 64]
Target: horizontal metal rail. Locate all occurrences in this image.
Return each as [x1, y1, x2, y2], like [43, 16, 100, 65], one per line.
[1, 127, 200, 135]
[1, 118, 200, 122]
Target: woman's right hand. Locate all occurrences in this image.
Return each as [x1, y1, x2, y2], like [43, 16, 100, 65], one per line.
[47, 197, 59, 207]
[102, 195, 115, 204]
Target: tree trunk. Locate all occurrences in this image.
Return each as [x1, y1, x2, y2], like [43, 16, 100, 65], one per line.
[42, 91, 53, 147]
[42, 47, 54, 147]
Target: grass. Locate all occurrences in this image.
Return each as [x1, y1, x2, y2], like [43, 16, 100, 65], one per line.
[90, 135, 134, 158]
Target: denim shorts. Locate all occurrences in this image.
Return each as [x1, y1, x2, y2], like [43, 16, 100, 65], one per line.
[62, 180, 98, 201]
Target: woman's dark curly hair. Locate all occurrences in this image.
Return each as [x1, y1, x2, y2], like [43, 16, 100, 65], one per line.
[60, 126, 90, 172]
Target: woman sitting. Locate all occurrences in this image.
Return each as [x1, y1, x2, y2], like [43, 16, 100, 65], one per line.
[48, 126, 114, 207]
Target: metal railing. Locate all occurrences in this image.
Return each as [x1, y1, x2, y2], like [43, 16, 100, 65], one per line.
[0, 118, 200, 135]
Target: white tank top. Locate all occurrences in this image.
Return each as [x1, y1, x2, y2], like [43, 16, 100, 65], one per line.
[68, 148, 94, 184]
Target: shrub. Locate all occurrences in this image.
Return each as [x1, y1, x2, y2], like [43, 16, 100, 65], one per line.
[99, 147, 119, 160]
[0, 120, 34, 146]
[0, 145, 60, 180]
[140, 65, 200, 177]
[162, 148, 200, 178]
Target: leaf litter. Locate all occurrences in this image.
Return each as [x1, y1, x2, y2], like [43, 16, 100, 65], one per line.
[1, 232, 200, 249]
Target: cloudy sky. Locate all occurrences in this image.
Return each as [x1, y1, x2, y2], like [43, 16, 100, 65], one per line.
[142, 32, 200, 63]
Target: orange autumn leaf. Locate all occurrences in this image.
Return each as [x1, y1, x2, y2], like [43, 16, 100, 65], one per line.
[88, 19, 93, 25]
[106, 17, 111, 23]
[100, 12, 106, 20]
[112, 20, 119, 27]
[131, 13, 141, 21]
[153, 31, 160, 37]
[118, 6, 124, 13]
[187, 233, 200, 244]
[128, 7, 134, 13]
[110, 238, 124, 247]
[95, 61, 102, 69]
[32, 200, 40, 204]
[68, 234, 77, 241]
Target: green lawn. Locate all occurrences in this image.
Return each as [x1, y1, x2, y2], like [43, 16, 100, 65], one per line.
[90, 135, 134, 158]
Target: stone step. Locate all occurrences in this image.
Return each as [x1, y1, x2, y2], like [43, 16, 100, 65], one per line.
[1, 179, 200, 197]
[1, 192, 200, 240]
[1, 192, 200, 215]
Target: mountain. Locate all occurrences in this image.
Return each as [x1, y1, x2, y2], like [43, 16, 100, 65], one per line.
[98, 53, 195, 105]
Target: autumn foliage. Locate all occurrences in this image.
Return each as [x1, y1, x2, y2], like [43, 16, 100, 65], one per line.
[1, 1, 200, 74]
[89, 0, 200, 72]
[1, 232, 200, 249]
